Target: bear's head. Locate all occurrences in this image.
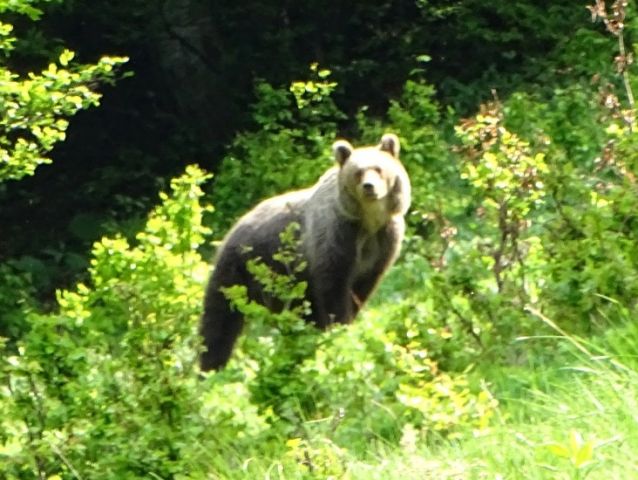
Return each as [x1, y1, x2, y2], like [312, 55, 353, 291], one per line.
[333, 133, 411, 221]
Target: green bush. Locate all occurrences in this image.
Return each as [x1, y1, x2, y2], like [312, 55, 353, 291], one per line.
[0, 0, 127, 182]
[0, 166, 269, 478]
[0, 159, 497, 479]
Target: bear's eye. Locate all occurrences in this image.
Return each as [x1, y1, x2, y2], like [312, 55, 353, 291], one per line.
[373, 166, 382, 175]
[355, 169, 364, 180]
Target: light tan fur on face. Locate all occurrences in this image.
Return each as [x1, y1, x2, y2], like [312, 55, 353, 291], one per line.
[335, 144, 410, 233]
[358, 168, 386, 200]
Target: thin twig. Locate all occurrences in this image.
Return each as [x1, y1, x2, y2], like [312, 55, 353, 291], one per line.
[441, 288, 484, 348]
[49, 442, 83, 480]
[26, 374, 48, 480]
[618, 34, 635, 111]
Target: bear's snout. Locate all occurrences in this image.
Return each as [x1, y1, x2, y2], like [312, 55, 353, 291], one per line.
[362, 181, 376, 194]
[358, 170, 387, 199]
[360, 181, 381, 200]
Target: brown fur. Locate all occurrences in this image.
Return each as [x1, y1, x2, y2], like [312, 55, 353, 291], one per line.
[199, 134, 411, 371]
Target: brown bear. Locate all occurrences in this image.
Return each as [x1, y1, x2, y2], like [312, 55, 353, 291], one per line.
[199, 133, 411, 371]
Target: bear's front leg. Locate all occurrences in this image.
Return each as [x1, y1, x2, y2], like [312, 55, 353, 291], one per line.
[352, 218, 405, 310]
[307, 261, 356, 328]
[302, 217, 358, 328]
[310, 284, 354, 328]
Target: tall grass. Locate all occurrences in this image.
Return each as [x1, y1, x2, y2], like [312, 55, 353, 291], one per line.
[204, 311, 638, 479]
[346, 317, 638, 479]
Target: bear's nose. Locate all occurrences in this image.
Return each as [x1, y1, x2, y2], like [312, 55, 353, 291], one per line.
[362, 182, 375, 193]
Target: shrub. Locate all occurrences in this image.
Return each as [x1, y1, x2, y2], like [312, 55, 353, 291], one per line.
[0, 0, 127, 182]
[0, 166, 270, 478]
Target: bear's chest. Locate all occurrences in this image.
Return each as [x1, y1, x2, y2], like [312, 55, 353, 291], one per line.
[353, 232, 382, 279]
[360, 200, 390, 233]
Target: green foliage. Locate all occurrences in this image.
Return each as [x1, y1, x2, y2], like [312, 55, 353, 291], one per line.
[0, 0, 609, 323]
[385, 80, 454, 211]
[0, 263, 34, 338]
[0, 0, 127, 181]
[540, 122, 638, 329]
[282, 437, 349, 479]
[454, 100, 547, 310]
[0, 0, 130, 319]
[0, 0, 61, 21]
[371, 61, 638, 371]
[210, 65, 345, 230]
[349, 333, 638, 479]
[0, 162, 496, 478]
[546, 430, 596, 473]
[296, 306, 498, 450]
[0, 166, 264, 478]
[5, 2, 638, 477]
[222, 228, 497, 451]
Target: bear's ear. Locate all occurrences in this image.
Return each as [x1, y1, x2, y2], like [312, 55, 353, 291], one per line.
[332, 140, 353, 166]
[379, 133, 400, 158]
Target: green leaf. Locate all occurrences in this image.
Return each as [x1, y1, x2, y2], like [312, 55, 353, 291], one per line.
[574, 440, 594, 468]
[546, 443, 569, 458]
[58, 49, 75, 66]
